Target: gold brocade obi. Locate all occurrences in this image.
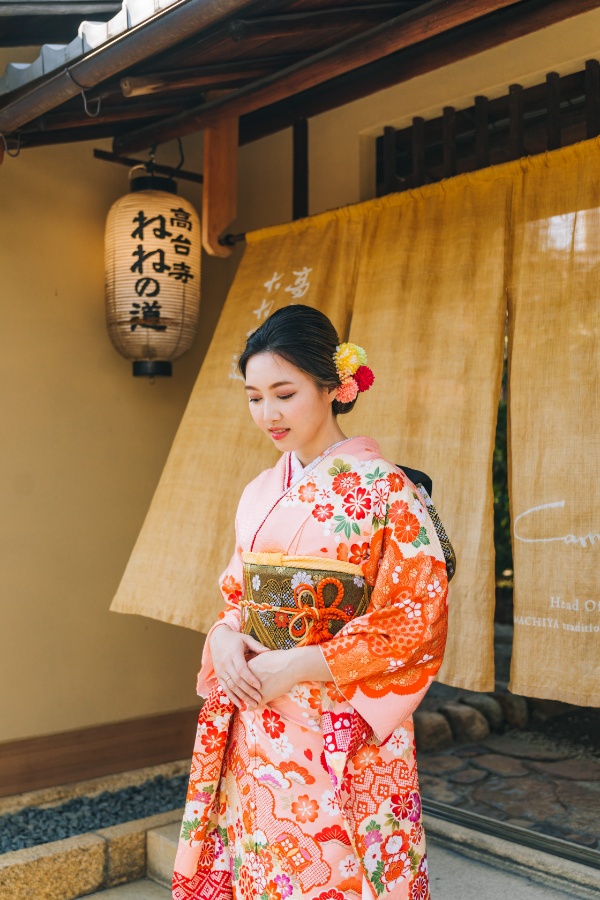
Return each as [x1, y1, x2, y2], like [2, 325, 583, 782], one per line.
[240, 552, 371, 650]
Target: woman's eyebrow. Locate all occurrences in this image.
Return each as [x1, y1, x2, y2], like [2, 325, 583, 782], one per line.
[244, 381, 295, 391]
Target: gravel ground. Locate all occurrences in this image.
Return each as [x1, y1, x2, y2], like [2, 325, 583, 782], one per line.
[0, 773, 188, 853]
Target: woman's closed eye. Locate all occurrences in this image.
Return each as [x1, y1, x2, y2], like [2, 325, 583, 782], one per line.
[248, 392, 295, 403]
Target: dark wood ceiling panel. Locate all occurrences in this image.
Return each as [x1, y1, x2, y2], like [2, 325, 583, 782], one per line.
[237, 0, 600, 144]
[114, 0, 528, 153]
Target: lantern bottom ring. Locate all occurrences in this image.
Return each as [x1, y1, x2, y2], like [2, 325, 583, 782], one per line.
[133, 360, 172, 378]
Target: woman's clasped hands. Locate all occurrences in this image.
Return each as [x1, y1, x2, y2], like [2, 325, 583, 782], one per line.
[209, 625, 331, 709]
[209, 624, 300, 709]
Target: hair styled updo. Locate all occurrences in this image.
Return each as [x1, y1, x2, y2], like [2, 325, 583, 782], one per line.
[237, 304, 357, 416]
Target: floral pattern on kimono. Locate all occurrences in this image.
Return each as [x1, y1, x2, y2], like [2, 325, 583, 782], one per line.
[172, 436, 448, 900]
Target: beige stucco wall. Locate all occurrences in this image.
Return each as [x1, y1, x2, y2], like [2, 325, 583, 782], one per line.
[0, 112, 243, 741]
[1, 7, 599, 743]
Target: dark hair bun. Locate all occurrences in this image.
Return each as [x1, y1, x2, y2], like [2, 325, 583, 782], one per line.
[238, 305, 358, 415]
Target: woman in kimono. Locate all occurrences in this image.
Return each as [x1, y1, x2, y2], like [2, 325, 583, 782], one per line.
[172, 305, 450, 900]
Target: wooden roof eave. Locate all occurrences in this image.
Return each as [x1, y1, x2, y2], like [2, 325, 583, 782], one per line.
[0, 0, 284, 134]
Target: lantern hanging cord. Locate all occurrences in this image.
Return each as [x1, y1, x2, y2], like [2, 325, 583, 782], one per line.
[0, 131, 21, 157]
[144, 141, 184, 180]
[147, 145, 157, 175]
[174, 138, 185, 173]
[66, 68, 101, 118]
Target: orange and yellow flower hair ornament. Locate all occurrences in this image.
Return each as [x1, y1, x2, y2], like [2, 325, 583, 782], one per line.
[333, 342, 375, 403]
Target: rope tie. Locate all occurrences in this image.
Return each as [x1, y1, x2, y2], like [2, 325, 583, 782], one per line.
[240, 576, 352, 646]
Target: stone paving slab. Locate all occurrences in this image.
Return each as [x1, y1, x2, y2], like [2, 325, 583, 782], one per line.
[481, 733, 574, 760]
[531, 758, 600, 780]
[428, 840, 583, 900]
[419, 733, 599, 849]
[425, 815, 600, 899]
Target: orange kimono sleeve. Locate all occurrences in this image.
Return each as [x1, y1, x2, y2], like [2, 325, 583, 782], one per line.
[321, 472, 449, 741]
[196, 514, 244, 698]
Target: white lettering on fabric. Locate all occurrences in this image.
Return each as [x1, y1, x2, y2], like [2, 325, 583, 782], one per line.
[514, 500, 600, 549]
[228, 267, 313, 380]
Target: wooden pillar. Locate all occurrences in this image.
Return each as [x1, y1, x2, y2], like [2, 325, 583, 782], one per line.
[382, 125, 400, 195]
[508, 83, 524, 159]
[474, 95, 490, 168]
[412, 116, 425, 187]
[585, 59, 600, 139]
[202, 115, 238, 257]
[546, 72, 561, 150]
[442, 106, 456, 178]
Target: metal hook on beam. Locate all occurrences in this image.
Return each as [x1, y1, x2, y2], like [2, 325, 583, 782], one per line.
[0, 131, 21, 157]
[66, 69, 101, 118]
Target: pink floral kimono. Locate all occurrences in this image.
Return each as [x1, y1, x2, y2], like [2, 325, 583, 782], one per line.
[172, 436, 449, 900]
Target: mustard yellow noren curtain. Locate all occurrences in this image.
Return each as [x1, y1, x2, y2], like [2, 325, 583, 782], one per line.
[508, 139, 600, 706]
[111, 139, 600, 706]
[345, 176, 511, 692]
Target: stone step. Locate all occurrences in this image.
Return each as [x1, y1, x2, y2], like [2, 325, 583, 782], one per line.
[87, 879, 170, 898]
[86, 820, 180, 897]
[147, 821, 180, 888]
[0, 809, 183, 899]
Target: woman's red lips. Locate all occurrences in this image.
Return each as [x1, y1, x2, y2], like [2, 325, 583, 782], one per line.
[269, 428, 290, 441]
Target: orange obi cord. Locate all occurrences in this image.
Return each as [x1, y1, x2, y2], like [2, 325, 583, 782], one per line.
[240, 577, 352, 646]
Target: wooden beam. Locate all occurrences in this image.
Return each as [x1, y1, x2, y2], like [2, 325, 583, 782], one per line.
[25, 101, 186, 132]
[546, 71, 561, 149]
[114, 0, 526, 154]
[93, 148, 204, 184]
[202, 115, 238, 257]
[292, 117, 308, 220]
[120, 63, 281, 98]
[238, 0, 600, 147]
[0, 707, 198, 796]
[228, 5, 417, 40]
[585, 58, 600, 138]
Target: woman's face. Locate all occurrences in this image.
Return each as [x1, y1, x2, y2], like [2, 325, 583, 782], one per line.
[244, 352, 338, 459]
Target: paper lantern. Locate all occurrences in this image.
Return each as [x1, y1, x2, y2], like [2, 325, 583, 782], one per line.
[105, 173, 201, 377]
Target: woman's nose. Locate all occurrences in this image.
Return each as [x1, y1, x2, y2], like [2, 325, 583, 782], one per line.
[263, 400, 281, 422]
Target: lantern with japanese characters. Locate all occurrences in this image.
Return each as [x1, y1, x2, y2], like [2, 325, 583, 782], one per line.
[105, 173, 200, 377]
